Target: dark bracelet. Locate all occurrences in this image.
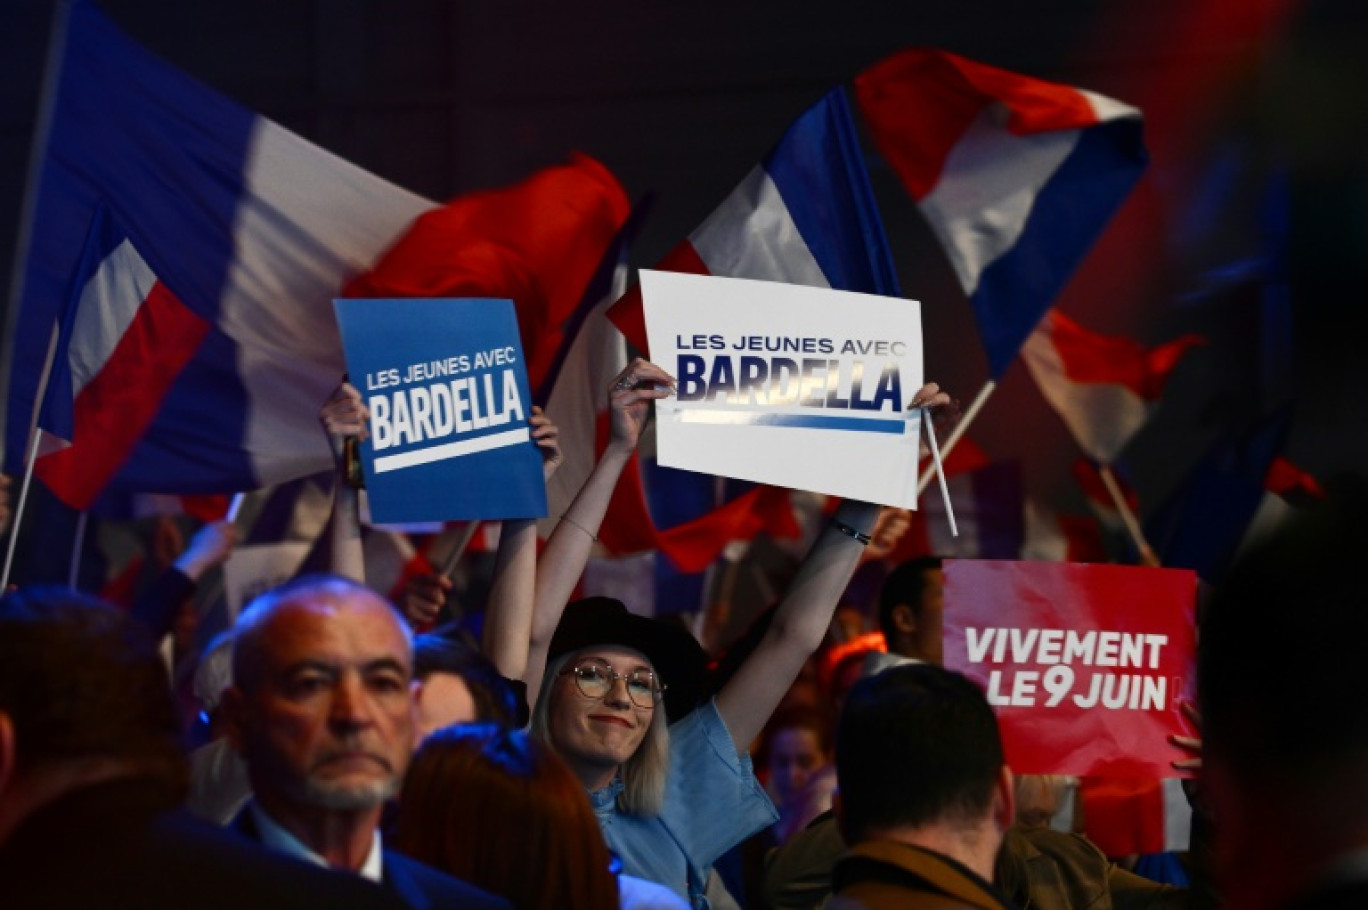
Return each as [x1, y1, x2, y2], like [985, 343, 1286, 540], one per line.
[831, 519, 872, 545]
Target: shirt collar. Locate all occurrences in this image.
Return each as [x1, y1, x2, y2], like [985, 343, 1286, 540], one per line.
[588, 776, 626, 815]
[250, 802, 384, 883]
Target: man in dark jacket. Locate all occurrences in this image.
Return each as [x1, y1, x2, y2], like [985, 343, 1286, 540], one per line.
[220, 573, 508, 909]
[828, 663, 1016, 910]
[0, 587, 407, 909]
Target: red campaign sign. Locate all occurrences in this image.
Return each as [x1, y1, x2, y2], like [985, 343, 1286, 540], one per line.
[943, 560, 1197, 778]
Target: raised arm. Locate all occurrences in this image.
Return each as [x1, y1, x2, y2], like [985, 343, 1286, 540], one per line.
[522, 358, 673, 705]
[715, 382, 951, 751]
[318, 380, 367, 582]
[481, 406, 563, 680]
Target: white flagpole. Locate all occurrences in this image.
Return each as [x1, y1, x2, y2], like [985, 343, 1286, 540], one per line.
[1, 432, 44, 591]
[1, 317, 65, 592]
[1097, 463, 1160, 567]
[438, 520, 482, 580]
[225, 492, 246, 523]
[922, 407, 958, 538]
[917, 380, 996, 496]
[66, 509, 87, 590]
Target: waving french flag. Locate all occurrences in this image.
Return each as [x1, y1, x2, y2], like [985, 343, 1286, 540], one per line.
[543, 206, 798, 574]
[599, 87, 901, 572]
[1021, 309, 1203, 464]
[1079, 777, 1192, 859]
[34, 203, 209, 509]
[8, 1, 432, 502]
[1021, 499, 1106, 563]
[854, 49, 1147, 378]
[606, 86, 901, 353]
[1147, 410, 1321, 584]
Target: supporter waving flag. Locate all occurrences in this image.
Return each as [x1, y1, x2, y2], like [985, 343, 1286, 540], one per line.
[7, 0, 433, 499]
[854, 48, 1148, 378]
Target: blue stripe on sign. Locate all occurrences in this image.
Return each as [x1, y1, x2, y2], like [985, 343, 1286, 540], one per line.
[679, 410, 907, 434]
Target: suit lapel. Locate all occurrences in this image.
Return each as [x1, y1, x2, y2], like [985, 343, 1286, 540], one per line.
[381, 850, 432, 910]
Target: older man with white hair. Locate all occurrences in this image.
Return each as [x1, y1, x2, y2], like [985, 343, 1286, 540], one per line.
[220, 573, 507, 908]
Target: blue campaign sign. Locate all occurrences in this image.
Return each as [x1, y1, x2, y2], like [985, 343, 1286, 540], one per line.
[333, 298, 548, 523]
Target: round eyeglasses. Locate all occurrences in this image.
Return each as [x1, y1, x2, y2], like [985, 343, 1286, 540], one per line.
[559, 659, 665, 709]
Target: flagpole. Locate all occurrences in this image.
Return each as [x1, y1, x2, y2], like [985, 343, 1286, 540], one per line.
[917, 380, 996, 496]
[921, 407, 958, 538]
[438, 520, 482, 580]
[224, 492, 245, 523]
[1, 432, 43, 591]
[0, 0, 75, 461]
[1, 314, 65, 591]
[66, 509, 87, 590]
[1097, 464, 1160, 567]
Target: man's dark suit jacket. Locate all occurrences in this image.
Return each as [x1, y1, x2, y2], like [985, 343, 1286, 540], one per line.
[232, 802, 510, 910]
[0, 776, 408, 909]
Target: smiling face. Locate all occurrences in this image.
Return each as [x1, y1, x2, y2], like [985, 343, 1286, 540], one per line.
[224, 591, 416, 815]
[547, 646, 656, 788]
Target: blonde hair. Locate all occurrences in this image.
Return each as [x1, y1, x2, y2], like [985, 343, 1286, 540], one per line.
[533, 651, 670, 817]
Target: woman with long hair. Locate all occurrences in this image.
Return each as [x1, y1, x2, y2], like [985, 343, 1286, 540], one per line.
[503, 359, 951, 908]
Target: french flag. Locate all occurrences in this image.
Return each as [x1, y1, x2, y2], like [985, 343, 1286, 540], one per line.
[1021, 309, 1204, 463]
[1021, 499, 1107, 563]
[540, 207, 797, 573]
[600, 87, 900, 572]
[9, 1, 432, 502]
[1079, 777, 1192, 858]
[1146, 409, 1311, 584]
[343, 152, 632, 397]
[35, 203, 208, 508]
[1071, 457, 1141, 537]
[853, 49, 1148, 378]
[606, 86, 901, 354]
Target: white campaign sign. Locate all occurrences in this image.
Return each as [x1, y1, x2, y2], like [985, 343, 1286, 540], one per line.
[641, 270, 923, 507]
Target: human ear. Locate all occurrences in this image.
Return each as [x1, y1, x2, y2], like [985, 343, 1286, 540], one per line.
[892, 603, 917, 635]
[993, 765, 1016, 832]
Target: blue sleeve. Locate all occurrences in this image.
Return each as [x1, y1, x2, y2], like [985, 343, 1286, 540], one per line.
[661, 699, 779, 871]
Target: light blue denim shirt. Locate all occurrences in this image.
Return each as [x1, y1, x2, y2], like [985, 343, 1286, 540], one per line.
[590, 698, 778, 909]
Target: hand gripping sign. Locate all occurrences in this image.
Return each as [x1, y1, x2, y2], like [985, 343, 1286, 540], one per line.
[641, 270, 925, 508]
[944, 559, 1197, 778]
[333, 298, 547, 524]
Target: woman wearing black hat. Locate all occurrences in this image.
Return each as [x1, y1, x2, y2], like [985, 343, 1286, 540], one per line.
[497, 358, 950, 909]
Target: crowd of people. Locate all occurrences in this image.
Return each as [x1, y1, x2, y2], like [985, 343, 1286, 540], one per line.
[0, 358, 1363, 910]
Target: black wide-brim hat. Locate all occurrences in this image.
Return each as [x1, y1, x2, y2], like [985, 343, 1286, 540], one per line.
[548, 596, 709, 723]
